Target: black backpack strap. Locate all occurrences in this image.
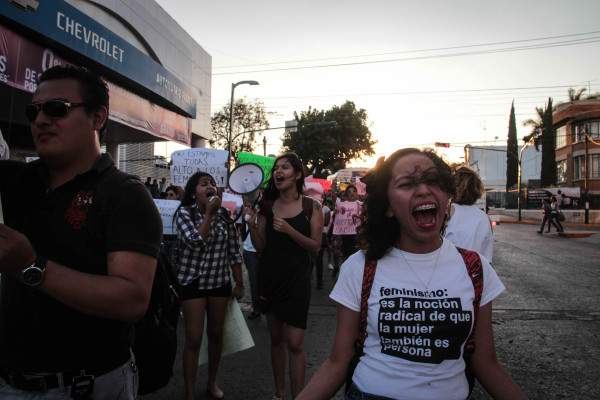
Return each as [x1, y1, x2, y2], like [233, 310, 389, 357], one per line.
[456, 246, 483, 394]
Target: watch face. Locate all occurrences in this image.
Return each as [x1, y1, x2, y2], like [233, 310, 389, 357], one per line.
[23, 267, 44, 286]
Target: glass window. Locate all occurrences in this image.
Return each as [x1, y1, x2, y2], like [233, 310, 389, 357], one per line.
[591, 154, 600, 178]
[573, 121, 600, 142]
[574, 124, 585, 143]
[574, 156, 585, 180]
[556, 159, 567, 183]
[555, 126, 566, 148]
[589, 122, 600, 139]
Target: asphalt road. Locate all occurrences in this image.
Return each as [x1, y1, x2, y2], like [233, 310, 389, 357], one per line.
[141, 221, 600, 400]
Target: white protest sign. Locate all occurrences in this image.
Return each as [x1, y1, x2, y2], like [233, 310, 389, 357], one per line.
[153, 199, 180, 235]
[333, 201, 360, 235]
[198, 298, 254, 365]
[336, 169, 353, 183]
[170, 148, 229, 188]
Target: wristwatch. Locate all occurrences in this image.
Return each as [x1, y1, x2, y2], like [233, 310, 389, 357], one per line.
[21, 256, 47, 287]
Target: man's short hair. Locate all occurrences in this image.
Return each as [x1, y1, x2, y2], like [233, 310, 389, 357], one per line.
[38, 65, 109, 141]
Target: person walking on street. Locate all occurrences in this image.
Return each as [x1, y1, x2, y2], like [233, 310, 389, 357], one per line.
[0, 65, 163, 399]
[174, 172, 245, 400]
[244, 153, 323, 400]
[314, 197, 331, 290]
[537, 198, 559, 234]
[297, 148, 527, 400]
[445, 165, 494, 262]
[548, 196, 564, 233]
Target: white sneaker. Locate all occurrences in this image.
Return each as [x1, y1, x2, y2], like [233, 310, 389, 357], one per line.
[328, 263, 334, 270]
[271, 396, 283, 400]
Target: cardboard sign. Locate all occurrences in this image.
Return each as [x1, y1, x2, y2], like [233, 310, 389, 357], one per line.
[237, 152, 275, 184]
[355, 177, 366, 196]
[170, 148, 228, 188]
[153, 199, 180, 235]
[198, 298, 254, 365]
[336, 169, 353, 183]
[333, 201, 361, 235]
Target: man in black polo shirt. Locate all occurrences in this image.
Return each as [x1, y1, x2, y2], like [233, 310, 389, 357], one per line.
[0, 65, 162, 399]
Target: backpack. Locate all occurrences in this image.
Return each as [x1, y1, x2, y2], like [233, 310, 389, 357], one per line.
[347, 246, 483, 394]
[95, 169, 182, 395]
[133, 248, 182, 395]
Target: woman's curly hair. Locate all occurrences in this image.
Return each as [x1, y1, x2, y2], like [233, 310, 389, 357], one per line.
[356, 148, 456, 261]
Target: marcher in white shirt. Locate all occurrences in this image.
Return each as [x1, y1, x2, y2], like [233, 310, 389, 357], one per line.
[445, 165, 494, 262]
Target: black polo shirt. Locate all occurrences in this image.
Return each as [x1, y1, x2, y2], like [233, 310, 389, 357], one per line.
[0, 154, 162, 373]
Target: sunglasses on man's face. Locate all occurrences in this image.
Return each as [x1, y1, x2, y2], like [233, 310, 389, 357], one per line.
[24, 99, 88, 122]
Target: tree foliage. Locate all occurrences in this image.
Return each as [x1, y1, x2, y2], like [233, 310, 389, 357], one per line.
[282, 101, 376, 178]
[523, 98, 556, 186]
[522, 106, 545, 151]
[506, 101, 518, 191]
[541, 97, 556, 187]
[210, 98, 274, 161]
[568, 87, 587, 101]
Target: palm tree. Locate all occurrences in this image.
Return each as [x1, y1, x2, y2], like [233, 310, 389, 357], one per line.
[568, 87, 587, 101]
[522, 106, 545, 150]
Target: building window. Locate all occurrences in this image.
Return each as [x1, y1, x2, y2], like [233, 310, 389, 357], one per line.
[574, 156, 585, 180]
[573, 121, 600, 143]
[556, 159, 567, 183]
[589, 122, 600, 139]
[592, 154, 600, 179]
[555, 126, 566, 148]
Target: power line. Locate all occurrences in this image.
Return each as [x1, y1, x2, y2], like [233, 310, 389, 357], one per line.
[214, 30, 600, 70]
[214, 37, 600, 75]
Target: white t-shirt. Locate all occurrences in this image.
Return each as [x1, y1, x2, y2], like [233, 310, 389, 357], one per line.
[330, 239, 505, 400]
[445, 204, 494, 262]
[322, 205, 331, 233]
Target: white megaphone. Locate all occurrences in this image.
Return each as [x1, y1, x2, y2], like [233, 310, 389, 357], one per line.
[228, 162, 264, 204]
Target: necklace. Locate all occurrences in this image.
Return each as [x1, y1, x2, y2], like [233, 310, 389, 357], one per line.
[399, 241, 442, 297]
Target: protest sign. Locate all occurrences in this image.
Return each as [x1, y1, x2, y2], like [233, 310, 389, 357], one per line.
[170, 148, 228, 188]
[355, 176, 366, 196]
[198, 298, 254, 365]
[336, 169, 353, 183]
[237, 152, 275, 184]
[313, 178, 332, 192]
[153, 199, 180, 235]
[333, 201, 360, 235]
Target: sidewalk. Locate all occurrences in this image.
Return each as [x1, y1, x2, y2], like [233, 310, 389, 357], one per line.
[497, 214, 600, 237]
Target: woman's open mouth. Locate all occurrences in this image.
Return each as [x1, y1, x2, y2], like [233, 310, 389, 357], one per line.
[413, 203, 438, 229]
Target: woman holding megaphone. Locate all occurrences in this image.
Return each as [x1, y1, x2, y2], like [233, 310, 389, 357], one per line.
[244, 153, 323, 400]
[173, 171, 245, 400]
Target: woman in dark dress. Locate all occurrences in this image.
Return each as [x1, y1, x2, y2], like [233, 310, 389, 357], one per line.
[245, 153, 323, 400]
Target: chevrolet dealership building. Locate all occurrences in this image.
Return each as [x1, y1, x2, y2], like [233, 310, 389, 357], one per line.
[0, 0, 210, 177]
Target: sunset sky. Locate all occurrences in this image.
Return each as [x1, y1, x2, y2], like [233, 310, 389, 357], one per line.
[155, 0, 600, 166]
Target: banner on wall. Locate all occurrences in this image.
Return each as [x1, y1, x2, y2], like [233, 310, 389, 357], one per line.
[0, 24, 191, 145]
[0, 0, 197, 116]
[107, 82, 191, 145]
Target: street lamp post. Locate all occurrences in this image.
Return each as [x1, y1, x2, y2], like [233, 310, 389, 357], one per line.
[516, 141, 531, 221]
[228, 80, 259, 171]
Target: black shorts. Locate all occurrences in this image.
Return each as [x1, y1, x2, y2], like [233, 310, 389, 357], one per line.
[182, 278, 232, 301]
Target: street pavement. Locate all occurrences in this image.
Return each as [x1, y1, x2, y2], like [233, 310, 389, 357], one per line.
[141, 220, 600, 400]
